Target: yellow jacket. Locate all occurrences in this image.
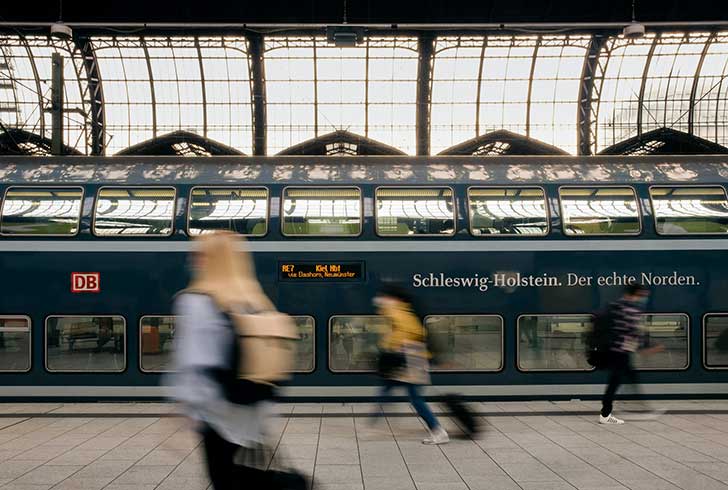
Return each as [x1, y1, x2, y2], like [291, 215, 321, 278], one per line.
[378, 300, 428, 355]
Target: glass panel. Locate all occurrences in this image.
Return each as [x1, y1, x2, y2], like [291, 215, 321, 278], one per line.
[0, 317, 31, 372]
[376, 187, 454, 236]
[650, 187, 728, 234]
[468, 187, 548, 236]
[424, 315, 502, 371]
[633, 314, 688, 370]
[330, 316, 391, 372]
[1, 187, 82, 236]
[46, 316, 126, 372]
[560, 187, 640, 235]
[291, 316, 315, 373]
[188, 187, 268, 236]
[518, 314, 593, 371]
[94, 187, 176, 236]
[704, 315, 728, 368]
[140, 316, 176, 373]
[282, 187, 361, 236]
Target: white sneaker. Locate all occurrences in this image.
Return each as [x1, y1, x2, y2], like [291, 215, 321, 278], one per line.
[599, 413, 625, 425]
[423, 426, 449, 445]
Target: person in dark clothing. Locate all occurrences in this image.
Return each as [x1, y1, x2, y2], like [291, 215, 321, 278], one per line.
[599, 283, 663, 424]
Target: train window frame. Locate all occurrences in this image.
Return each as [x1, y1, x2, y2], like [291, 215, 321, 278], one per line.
[633, 312, 690, 371]
[290, 315, 316, 374]
[0, 186, 84, 237]
[44, 315, 127, 373]
[648, 185, 728, 236]
[92, 186, 177, 238]
[466, 186, 550, 238]
[138, 315, 177, 374]
[423, 314, 504, 372]
[703, 313, 728, 370]
[0, 315, 32, 373]
[558, 185, 643, 237]
[374, 186, 457, 238]
[187, 186, 270, 238]
[328, 314, 390, 373]
[516, 313, 597, 373]
[281, 186, 363, 238]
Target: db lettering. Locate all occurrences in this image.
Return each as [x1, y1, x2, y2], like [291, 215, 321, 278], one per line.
[71, 273, 100, 293]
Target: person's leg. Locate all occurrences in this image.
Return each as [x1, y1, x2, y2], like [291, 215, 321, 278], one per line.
[370, 380, 395, 422]
[406, 384, 439, 430]
[202, 426, 237, 490]
[601, 353, 628, 419]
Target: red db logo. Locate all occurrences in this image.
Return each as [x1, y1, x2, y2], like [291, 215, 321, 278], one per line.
[71, 273, 100, 293]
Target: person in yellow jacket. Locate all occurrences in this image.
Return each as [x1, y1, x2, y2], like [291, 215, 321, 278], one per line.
[373, 284, 449, 445]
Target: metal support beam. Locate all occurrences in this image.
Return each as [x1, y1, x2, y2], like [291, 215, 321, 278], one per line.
[636, 34, 659, 137]
[51, 52, 64, 155]
[248, 33, 267, 156]
[77, 37, 105, 155]
[577, 34, 609, 155]
[525, 36, 542, 138]
[416, 33, 434, 156]
[688, 32, 715, 135]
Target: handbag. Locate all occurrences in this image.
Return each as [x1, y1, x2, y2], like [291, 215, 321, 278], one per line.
[376, 350, 407, 379]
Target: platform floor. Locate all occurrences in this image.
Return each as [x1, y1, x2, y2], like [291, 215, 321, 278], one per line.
[1, 400, 728, 489]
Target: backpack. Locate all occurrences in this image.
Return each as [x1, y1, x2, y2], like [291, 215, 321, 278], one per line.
[585, 307, 614, 369]
[226, 308, 299, 385]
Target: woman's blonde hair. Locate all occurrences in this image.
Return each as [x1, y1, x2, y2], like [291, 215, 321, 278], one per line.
[186, 231, 274, 312]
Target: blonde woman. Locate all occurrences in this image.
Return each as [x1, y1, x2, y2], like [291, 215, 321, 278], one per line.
[171, 232, 276, 489]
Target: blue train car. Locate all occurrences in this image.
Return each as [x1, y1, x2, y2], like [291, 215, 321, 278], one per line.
[1, 155, 728, 400]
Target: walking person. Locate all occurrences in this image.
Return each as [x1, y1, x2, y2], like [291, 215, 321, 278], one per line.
[171, 231, 301, 489]
[373, 284, 449, 445]
[599, 283, 663, 425]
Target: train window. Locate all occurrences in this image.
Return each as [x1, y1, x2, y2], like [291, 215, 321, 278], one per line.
[329, 316, 391, 372]
[424, 315, 503, 371]
[282, 187, 361, 236]
[291, 316, 315, 373]
[375, 187, 455, 236]
[633, 314, 689, 370]
[517, 314, 594, 371]
[468, 187, 548, 236]
[188, 187, 268, 236]
[0, 316, 31, 372]
[0, 187, 83, 236]
[559, 187, 641, 235]
[45, 316, 126, 372]
[93, 187, 176, 236]
[704, 315, 728, 369]
[649, 186, 728, 235]
[140, 316, 176, 373]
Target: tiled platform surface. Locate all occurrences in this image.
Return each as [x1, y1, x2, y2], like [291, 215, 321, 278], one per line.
[1, 400, 728, 489]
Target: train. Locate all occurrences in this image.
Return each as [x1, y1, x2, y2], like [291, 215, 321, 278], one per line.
[1, 154, 728, 400]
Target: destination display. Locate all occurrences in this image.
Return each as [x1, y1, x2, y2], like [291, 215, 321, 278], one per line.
[279, 262, 364, 281]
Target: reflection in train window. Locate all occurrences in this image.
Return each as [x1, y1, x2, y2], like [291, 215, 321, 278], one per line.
[559, 187, 641, 235]
[424, 315, 503, 371]
[291, 316, 315, 373]
[468, 187, 548, 236]
[93, 187, 176, 236]
[329, 316, 391, 372]
[517, 314, 594, 371]
[188, 187, 268, 236]
[375, 187, 455, 236]
[633, 314, 688, 370]
[0, 317, 31, 372]
[282, 187, 361, 236]
[140, 316, 176, 373]
[650, 186, 728, 235]
[704, 315, 728, 369]
[46, 316, 126, 372]
[0, 187, 83, 236]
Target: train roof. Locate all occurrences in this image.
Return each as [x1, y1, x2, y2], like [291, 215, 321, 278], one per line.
[1, 155, 728, 185]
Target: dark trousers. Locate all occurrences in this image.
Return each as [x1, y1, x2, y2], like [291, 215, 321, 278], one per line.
[601, 352, 639, 417]
[202, 426, 269, 490]
[376, 380, 440, 430]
